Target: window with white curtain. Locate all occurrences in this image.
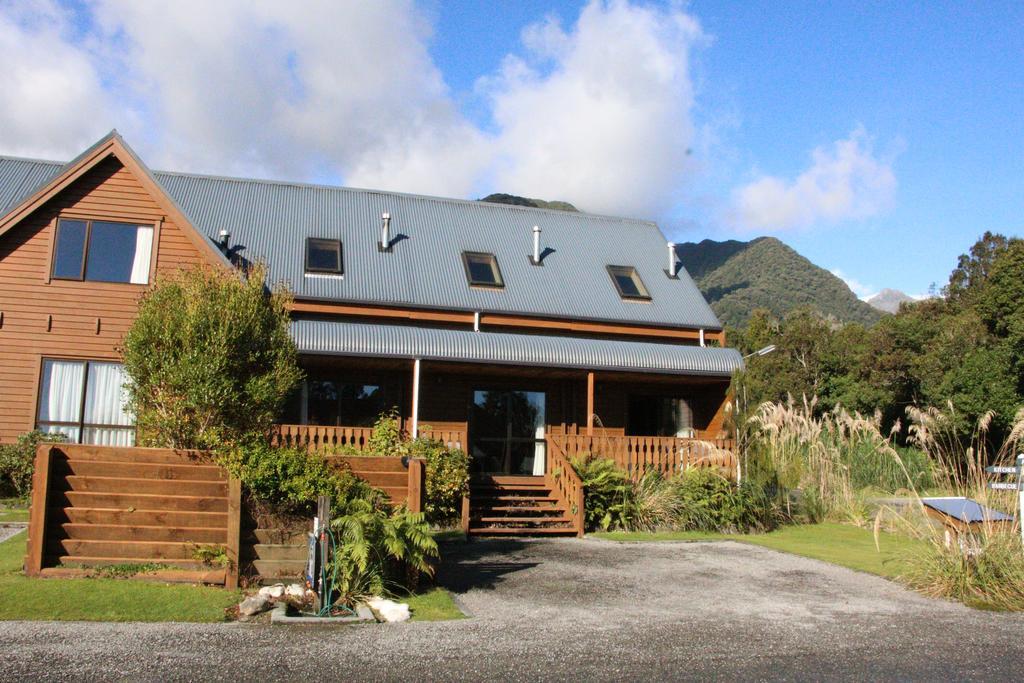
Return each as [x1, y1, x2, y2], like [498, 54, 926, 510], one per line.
[36, 359, 135, 446]
[51, 218, 154, 284]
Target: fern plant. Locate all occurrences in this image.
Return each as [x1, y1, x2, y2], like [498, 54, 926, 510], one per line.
[570, 454, 634, 531]
[329, 497, 438, 606]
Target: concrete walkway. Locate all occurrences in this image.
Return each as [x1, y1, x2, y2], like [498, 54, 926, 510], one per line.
[1, 538, 1023, 681]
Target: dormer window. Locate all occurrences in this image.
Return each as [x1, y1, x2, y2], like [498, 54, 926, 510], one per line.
[51, 218, 154, 284]
[306, 238, 343, 275]
[607, 265, 650, 300]
[462, 252, 503, 288]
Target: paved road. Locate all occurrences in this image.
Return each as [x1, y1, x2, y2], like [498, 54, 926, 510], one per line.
[2, 537, 1023, 681]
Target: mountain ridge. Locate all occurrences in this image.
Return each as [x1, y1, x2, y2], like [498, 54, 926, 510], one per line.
[676, 236, 884, 328]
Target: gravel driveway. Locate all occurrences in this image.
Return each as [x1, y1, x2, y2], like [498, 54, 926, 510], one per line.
[2, 537, 1023, 682]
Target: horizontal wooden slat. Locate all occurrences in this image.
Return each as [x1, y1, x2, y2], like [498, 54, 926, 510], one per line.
[49, 506, 228, 528]
[345, 472, 407, 488]
[55, 523, 226, 544]
[52, 446, 213, 465]
[53, 460, 226, 481]
[60, 475, 227, 497]
[47, 538, 216, 560]
[242, 544, 308, 562]
[56, 491, 228, 513]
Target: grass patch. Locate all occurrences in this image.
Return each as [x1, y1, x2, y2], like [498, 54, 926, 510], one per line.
[405, 587, 464, 621]
[0, 532, 240, 622]
[593, 522, 926, 579]
[0, 508, 28, 523]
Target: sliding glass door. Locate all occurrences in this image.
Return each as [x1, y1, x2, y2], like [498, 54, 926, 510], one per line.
[469, 390, 546, 475]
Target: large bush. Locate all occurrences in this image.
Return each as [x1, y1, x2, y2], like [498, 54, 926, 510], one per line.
[0, 431, 65, 499]
[121, 264, 302, 449]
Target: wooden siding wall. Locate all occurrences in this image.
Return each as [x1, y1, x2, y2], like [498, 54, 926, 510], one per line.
[0, 157, 204, 443]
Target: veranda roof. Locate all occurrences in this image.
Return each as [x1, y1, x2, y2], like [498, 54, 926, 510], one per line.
[291, 319, 743, 377]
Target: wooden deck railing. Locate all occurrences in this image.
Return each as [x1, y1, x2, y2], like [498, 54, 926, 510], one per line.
[271, 423, 467, 452]
[544, 437, 585, 537]
[547, 433, 738, 481]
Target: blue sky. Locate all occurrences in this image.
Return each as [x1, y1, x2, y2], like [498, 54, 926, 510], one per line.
[1, 1, 1022, 299]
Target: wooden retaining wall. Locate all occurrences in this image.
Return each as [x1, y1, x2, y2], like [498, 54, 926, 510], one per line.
[25, 444, 240, 588]
[26, 447, 426, 586]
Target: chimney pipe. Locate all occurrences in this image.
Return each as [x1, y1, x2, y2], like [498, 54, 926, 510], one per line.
[380, 212, 391, 251]
[532, 225, 542, 264]
[218, 229, 230, 251]
[666, 241, 676, 277]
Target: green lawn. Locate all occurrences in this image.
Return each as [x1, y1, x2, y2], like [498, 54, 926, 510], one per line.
[405, 586, 465, 621]
[0, 531, 240, 622]
[0, 509, 28, 523]
[593, 522, 926, 579]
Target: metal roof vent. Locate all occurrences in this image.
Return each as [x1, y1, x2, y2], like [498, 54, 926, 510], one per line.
[529, 225, 543, 266]
[379, 212, 392, 252]
[218, 228, 231, 251]
[665, 241, 678, 279]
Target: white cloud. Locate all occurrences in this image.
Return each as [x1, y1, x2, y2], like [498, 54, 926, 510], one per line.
[482, 1, 707, 217]
[0, 0, 708, 218]
[0, 1, 115, 159]
[830, 268, 876, 301]
[731, 126, 897, 231]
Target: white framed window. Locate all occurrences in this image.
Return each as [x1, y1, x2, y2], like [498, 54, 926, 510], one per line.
[36, 359, 135, 446]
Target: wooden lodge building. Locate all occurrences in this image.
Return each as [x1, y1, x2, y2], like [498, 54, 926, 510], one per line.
[1, 132, 742, 537]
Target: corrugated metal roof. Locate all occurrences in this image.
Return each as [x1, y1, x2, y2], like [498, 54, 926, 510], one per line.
[292, 319, 743, 376]
[922, 497, 1014, 524]
[0, 156, 62, 217]
[0, 154, 723, 330]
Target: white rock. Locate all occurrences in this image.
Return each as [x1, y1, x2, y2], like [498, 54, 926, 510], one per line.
[258, 584, 286, 599]
[238, 594, 271, 616]
[366, 597, 411, 623]
[285, 583, 306, 598]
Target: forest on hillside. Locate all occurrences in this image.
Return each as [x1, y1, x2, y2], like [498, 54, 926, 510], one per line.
[731, 232, 1024, 447]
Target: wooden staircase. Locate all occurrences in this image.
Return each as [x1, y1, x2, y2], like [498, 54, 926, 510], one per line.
[468, 476, 578, 536]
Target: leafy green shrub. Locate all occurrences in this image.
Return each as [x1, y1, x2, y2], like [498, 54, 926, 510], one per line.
[329, 497, 439, 605]
[407, 438, 470, 526]
[122, 263, 302, 450]
[570, 455, 634, 531]
[674, 468, 780, 533]
[0, 431, 65, 499]
[219, 441, 371, 515]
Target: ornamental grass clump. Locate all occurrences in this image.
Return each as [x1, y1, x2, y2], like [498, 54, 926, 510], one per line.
[873, 404, 1024, 610]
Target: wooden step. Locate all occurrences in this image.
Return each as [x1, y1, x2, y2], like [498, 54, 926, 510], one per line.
[247, 558, 306, 579]
[325, 456, 407, 472]
[53, 460, 226, 481]
[473, 495, 560, 503]
[61, 475, 227, 497]
[473, 517, 573, 524]
[243, 528, 310, 545]
[477, 505, 563, 512]
[48, 538, 224, 560]
[50, 507, 228, 529]
[39, 566, 226, 585]
[472, 482, 550, 491]
[57, 491, 228, 513]
[242, 543, 308, 562]
[51, 555, 212, 570]
[51, 448, 213, 465]
[474, 476, 547, 486]
[55, 523, 225, 544]
[468, 527, 577, 536]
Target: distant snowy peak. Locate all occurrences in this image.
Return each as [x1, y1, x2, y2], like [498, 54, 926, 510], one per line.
[866, 288, 914, 314]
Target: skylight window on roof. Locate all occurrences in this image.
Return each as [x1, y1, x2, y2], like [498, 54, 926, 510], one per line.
[607, 265, 650, 300]
[462, 252, 504, 288]
[306, 238, 343, 275]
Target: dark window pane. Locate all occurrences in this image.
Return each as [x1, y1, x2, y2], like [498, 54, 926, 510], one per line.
[608, 266, 648, 299]
[614, 272, 641, 296]
[52, 220, 87, 279]
[464, 253, 501, 286]
[85, 222, 149, 283]
[308, 380, 341, 425]
[307, 239, 342, 273]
